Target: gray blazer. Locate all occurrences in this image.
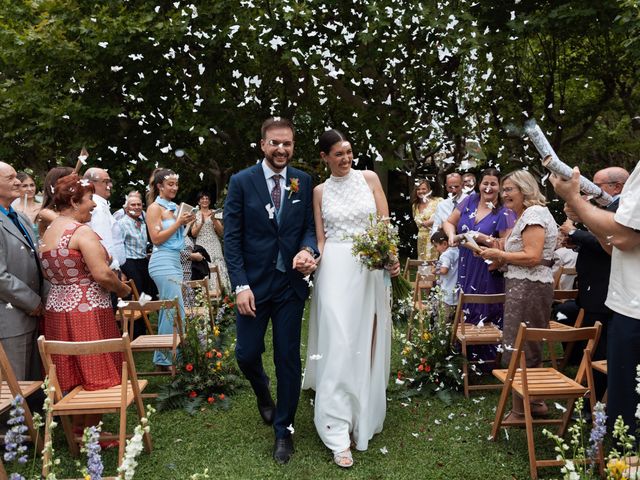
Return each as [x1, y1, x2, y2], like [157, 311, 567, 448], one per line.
[0, 210, 48, 338]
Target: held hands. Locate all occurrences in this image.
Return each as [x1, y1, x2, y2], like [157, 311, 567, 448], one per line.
[292, 249, 317, 276]
[236, 289, 256, 318]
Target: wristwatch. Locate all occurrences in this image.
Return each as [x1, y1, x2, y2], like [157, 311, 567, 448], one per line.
[301, 246, 318, 258]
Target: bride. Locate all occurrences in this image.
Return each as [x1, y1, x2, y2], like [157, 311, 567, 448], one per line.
[301, 129, 400, 468]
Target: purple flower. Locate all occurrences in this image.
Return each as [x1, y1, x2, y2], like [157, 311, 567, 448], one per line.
[586, 401, 607, 461]
[3, 395, 28, 466]
[82, 424, 104, 480]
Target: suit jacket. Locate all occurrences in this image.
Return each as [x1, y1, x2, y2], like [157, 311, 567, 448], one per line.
[572, 198, 619, 313]
[223, 163, 317, 303]
[0, 210, 48, 338]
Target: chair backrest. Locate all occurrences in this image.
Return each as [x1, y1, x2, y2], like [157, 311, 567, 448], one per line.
[450, 293, 506, 343]
[183, 278, 211, 299]
[209, 265, 224, 297]
[118, 298, 183, 338]
[37, 333, 144, 416]
[403, 259, 435, 283]
[553, 266, 577, 289]
[412, 273, 436, 308]
[505, 322, 601, 384]
[121, 279, 153, 332]
[0, 341, 21, 403]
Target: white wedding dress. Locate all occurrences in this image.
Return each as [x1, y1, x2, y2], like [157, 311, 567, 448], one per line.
[302, 169, 392, 454]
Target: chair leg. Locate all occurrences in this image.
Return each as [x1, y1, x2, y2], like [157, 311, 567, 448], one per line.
[61, 415, 80, 457]
[462, 344, 469, 398]
[118, 406, 127, 465]
[118, 362, 128, 465]
[522, 396, 538, 480]
[491, 382, 512, 440]
[1, 457, 7, 479]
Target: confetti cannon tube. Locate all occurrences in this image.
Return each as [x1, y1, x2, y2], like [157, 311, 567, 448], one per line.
[524, 120, 613, 206]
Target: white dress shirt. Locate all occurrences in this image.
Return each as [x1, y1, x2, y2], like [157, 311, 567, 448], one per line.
[89, 194, 126, 269]
[261, 159, 287, 211]
[431, 192, 469, 234]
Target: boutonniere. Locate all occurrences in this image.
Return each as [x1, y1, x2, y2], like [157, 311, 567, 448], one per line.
[287, 178, 300, 198]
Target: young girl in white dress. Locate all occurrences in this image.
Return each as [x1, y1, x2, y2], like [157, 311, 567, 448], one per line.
[302, 129, 400, 468]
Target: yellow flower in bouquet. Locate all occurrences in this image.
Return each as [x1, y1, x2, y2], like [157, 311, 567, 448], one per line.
[349, 214, 411, 299]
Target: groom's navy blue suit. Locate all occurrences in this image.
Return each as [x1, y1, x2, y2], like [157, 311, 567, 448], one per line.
[224, 162, 317, 439]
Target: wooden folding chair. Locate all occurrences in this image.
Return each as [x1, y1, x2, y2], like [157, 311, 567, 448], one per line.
[38, 333, 152, 474]
[406, 273, 436, 340]
[183, 278, 215, 330]
[0, 342, 43, 452]
[117, 298, 184, 378]
[450, 293, 505, 398]
[119, 279, 154, 335]
[208, 265, 224, 306]
[490, 322, 603, 480]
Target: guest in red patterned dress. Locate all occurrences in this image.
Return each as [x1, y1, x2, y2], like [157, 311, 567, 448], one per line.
[39, 175, 131, 404]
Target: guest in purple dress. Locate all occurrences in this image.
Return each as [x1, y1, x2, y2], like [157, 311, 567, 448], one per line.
[442, 168, 516, 363]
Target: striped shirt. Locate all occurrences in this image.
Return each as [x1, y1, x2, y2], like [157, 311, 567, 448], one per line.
[119, 214, 148, 260]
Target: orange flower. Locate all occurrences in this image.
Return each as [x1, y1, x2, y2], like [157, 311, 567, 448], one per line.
[218, 394, 225, 400]
[205, 351, 213, 359]
[216, 351, 222, 358]
[420, 358, 426, 364]
[424, 365, 431, 373]
[207, 396, 215, 404]
[185, 363, 194, 372]
[288, 178, 300, 198]
[397, 371, 403, 379]
[189, 391, 197, 398]
[418, 364, 424, 372]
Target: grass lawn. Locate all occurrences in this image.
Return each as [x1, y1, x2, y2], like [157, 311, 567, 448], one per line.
[10, 307, 571, 480]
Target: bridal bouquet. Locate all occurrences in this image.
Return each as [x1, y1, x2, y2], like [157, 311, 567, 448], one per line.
[349, 214, 411, 299]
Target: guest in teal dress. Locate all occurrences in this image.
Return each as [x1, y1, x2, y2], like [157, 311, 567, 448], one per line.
[145, 168, 195, 368]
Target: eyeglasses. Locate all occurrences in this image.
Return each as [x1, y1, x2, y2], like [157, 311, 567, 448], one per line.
[266, 139, 294, 149]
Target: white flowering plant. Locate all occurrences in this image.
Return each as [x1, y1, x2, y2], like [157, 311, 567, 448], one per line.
[545, 365, 640, 480]
[393, 287, 463, 404]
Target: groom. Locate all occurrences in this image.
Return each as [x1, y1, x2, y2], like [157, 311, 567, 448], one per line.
[224, 117, 318, 464]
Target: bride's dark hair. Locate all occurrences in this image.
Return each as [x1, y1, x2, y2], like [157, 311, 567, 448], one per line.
[318, 129, 348, 154]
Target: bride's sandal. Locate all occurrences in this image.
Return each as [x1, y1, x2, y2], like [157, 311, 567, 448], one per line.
[334, 449, 354, 468]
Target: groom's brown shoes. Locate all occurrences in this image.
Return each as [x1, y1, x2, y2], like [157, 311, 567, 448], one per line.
[257, 396, 276, 425]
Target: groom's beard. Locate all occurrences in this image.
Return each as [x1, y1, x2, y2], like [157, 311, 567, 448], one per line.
[265, 151, 291, 172]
